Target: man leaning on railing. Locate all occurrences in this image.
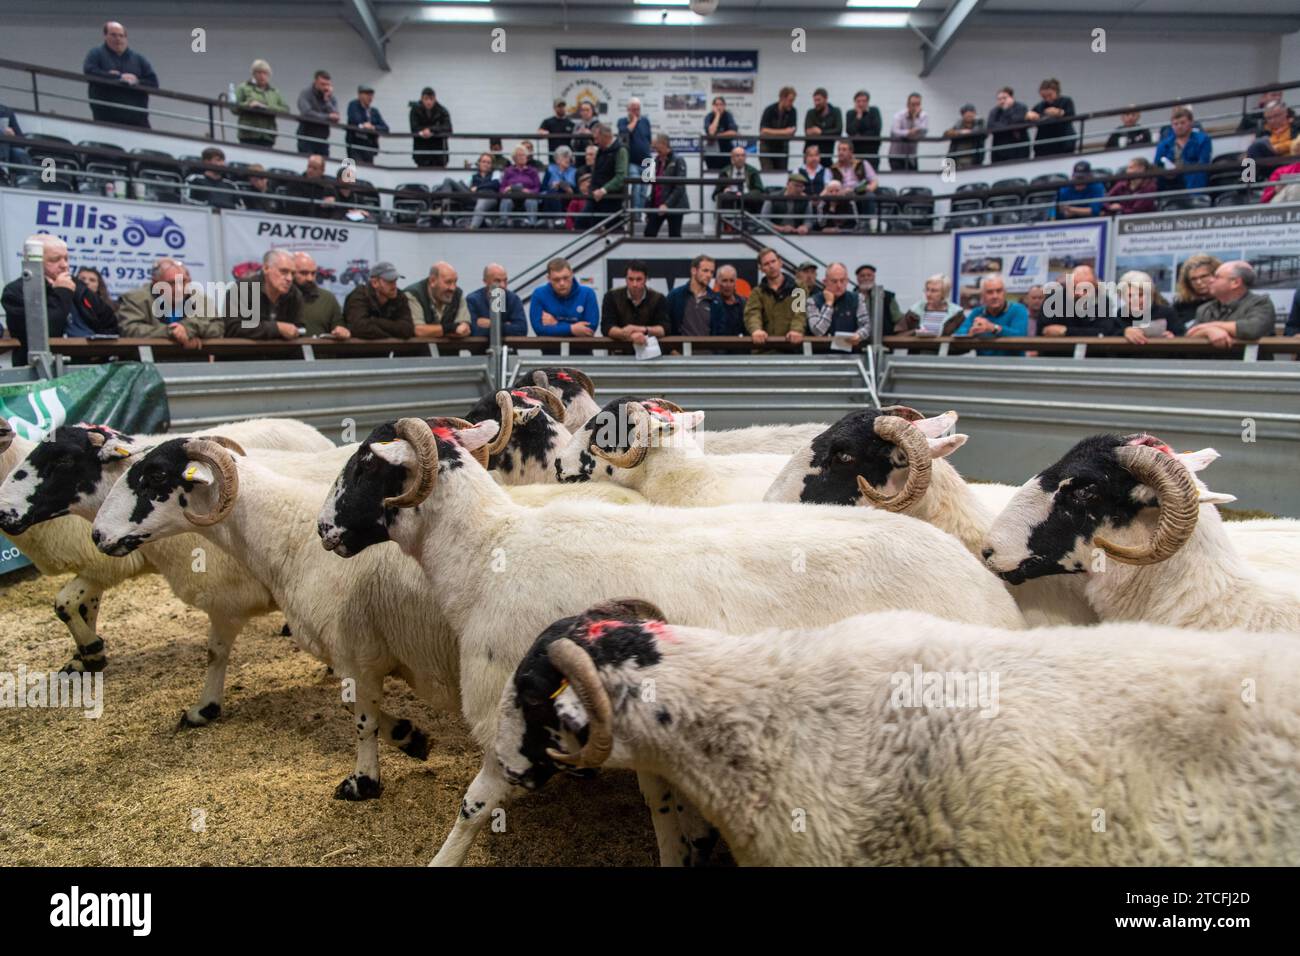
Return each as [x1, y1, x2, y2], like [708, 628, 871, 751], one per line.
[83, 21, 157, 129]
[1184, 261, 1276, 348]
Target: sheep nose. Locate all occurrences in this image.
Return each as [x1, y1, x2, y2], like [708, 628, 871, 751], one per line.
[980, 547, 994, 560]
[92, 529, 103, 545]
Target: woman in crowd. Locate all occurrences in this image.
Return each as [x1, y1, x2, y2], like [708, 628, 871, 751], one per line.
[542, 145, 578, 228]
[75, 267, 114, 312]
[1026, 78, 1077, 156]
[643, 133, 688, 238]
[897, 273, 966, 335]
[567, 172, 593, 231]
[1172, 254, 1221, 329]
[233, 59, 289, 148]
[1260, 138, 1300, 204]
[570, 100, 598, 169]
[498, 145, 543, 228]
[1103, 157, 1158, 215]
[1119, 270, 1181, 343]
[467, 152, 501, 229]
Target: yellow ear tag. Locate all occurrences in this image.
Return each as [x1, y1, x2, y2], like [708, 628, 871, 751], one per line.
[115, 447, 132, 458]
[184, 465, 198, 481]
[549, 679, 570, 700]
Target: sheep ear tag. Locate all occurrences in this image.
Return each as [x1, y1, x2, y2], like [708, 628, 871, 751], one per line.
[553, 685, 589, 735]
[99, 438, 138, 463]
[369, 440, 412, 467]
[183, 461, 215, 486]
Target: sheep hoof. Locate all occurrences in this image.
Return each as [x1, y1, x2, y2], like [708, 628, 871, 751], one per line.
[60, 655, 106, 675]
[280, 623, 293, 637]
[334, 774, 382, 801]
[399, 729, 430, 761]
[177, 702, 221, 730]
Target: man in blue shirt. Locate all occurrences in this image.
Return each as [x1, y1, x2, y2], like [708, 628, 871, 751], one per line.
[82, 21, 158, 128]
[345, 85, 390, 165]
[618, 98, 653, 221]
[466, 263, 527, 337]
[1154, 107, 1213, 198]
[529, 257, 598, 336]
[1056, 160, 1106, 218]
[952, 273, 1028, 355]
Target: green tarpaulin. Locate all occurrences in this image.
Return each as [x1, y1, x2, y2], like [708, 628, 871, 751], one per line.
[1, 363, 169, 575]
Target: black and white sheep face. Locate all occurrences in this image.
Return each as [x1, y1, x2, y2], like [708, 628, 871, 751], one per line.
[553, 398, 700, 484]
[771, 410, 966, 506]
[92, 439, 216, 556]
[0, 424, 135, 535]
[514, 367, 601, 432]
[465, 389, 568, 483]
[495, 608, 669, 791]
[317, 419, 497, 558]
[981, 435, 1233, 584]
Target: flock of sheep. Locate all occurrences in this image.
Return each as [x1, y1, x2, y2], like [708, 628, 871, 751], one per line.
[0, 365, 1297, 866]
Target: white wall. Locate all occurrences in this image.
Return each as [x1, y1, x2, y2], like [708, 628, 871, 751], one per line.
[0, 15, 1286, 168]
[1282, 32, 1300, 82]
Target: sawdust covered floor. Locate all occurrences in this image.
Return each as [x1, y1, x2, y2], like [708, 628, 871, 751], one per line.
[0, 570, 660, 866]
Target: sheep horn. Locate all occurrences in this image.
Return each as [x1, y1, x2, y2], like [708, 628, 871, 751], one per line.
[584, 598, 667, 622]
[516, 385, 566, 422]
[0, 417, 13, 454]
[561, 368, 596, 397]
[879, 404, 925, 423]
[1094, 444, 1200, 565]
[181, 439, 240, 527]
[485, 391, 515, 456]
[544, 637, 614, 769]
[199, 435, 248, 457]
[530, 369, 551, 390]
[649, 398, 685, 413]
[855, 416, 933, 512]
[427, 417, 488, 469]
[590, 402, 650, 469]
[383, 418, 439, 510]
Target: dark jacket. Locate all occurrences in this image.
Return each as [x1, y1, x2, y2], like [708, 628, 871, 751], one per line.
[2, 276, 118, 365]
[284, 175, 335, 219]
[649, 153, 688, 209]
[600, 286, 668, 336]
[82, 44, 158, 128]
[465, 286, 527, 336]
[297, 283, 343, 336]
[803, 104, 843, 158]
[946, 119, 987, 168]
[590, 141, 629, 199]
[1105, 125, 1152, 150]
[223, 275, 302, 338]
[190, 173, 243, 210]
[1287, 289, 1300, 337]
[845, 106, 883, 160]
[712, 163, 764, 199]
[296, 85, 340, 153]
[345, 285, 414, 339]
[988, 102, 1030, 162]
[345, 99, 390, 152]
[1030, 96, 1077, 150]
[410, 102, 452, 164]
[1041, 289, 1126, 337]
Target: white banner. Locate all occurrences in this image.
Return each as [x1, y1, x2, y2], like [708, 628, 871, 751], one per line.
[951, 219, 1109, 309]
[1112, 203, 1300, 318]
[554, 48, 759, 154]
[0, 188, 214, 293]
[218, 210, 379, 301]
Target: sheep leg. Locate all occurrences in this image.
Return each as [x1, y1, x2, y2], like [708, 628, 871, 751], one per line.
[638, 771, 691, 867]
[54, 577, 107, 674]
[377, 711, 430, 761]
[429, 759, 515, 867]
[334, 670, 385, 801]
[177, 614, 246, 729]
[675, 799, 721, 867]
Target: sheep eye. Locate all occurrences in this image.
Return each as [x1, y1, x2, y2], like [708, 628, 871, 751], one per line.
[836, 452, 854, 464]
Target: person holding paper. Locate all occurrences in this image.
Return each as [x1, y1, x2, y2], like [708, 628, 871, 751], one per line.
[897, 274, 966, 336]
[602, 260, 668, 344]
[807, 263, 869, 349]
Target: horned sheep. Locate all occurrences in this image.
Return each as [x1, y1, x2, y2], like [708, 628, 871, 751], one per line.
[312, 415, 1026, 864]
[982, 433, 1300, 632]
[496, 601, 1300, 866]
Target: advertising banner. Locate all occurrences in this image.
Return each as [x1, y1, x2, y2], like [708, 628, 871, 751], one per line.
[0, 188, 214, 291]
[219, 210, 378, 301]
[554, 48, 759, 154]
[1112, 203, 1300, 319]
[0, 362, 169, 576]
[951, 219, 1108, 308]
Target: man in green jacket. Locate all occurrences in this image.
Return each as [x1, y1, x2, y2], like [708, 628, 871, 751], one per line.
[234, 59, 290, 147]
[744, 247, 806, 346]
[713, 145, 765, 232]
[292, 252, 348, 337]
[116, 257, 223, 348]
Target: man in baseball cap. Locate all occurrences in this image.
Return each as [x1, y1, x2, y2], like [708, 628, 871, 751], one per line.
[1057, 160, 1105, 219]
[343, 262, 414, 338]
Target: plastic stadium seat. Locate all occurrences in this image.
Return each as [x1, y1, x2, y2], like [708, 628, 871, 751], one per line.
[898, 185, 935, 231]
[393, 182, 430, 224]
[1022, 190, 1060, 223]
[873, 185, 901, 232]
[987, 178, 1028, 224]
